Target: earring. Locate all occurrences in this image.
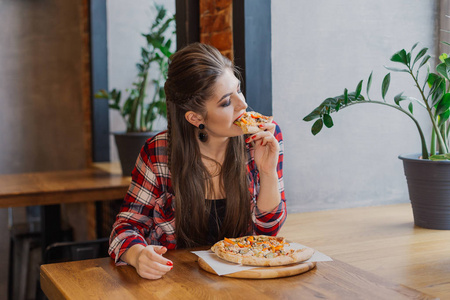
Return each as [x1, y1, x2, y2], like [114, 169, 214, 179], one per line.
[198, 124, 208, 142]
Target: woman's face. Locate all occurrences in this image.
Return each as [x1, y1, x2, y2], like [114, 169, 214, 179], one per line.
[203, 68, 248, 139]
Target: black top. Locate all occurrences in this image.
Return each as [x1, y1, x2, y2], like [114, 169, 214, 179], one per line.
[206, 199, 226, 245]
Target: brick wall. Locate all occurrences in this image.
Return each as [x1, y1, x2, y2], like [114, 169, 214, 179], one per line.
[199, 0, 233, 60]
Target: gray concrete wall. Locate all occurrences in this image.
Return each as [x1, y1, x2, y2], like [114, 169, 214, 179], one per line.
[0, 0, 89, 175]
[272, 0, 439, 212]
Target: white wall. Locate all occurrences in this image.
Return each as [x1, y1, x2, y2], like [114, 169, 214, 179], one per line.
[272, 1, 439, 212]
[107, 0, 175, 161]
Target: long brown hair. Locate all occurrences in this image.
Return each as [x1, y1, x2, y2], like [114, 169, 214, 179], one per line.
[164, 43, 251, 248]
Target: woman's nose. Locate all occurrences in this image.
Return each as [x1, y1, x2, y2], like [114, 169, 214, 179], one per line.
[236, 96, 248, 110]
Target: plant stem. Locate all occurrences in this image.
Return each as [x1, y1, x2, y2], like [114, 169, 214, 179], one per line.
[441, 120, 448, 149]
[431, 127, 436, 156]
[139, 71, 149, 131]
[447, 122, 450, 143]
[409, 69, 449, 154]
[129, 69, 148, 132]
[341, 100, 429, 159]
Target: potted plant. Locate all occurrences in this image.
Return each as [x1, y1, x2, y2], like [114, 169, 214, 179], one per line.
[95, 4, 175, 176]
[303, 42, 450, 230]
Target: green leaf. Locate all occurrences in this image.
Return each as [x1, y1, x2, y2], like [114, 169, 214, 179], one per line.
[384, 66, 409, 73]
[109, 104, 121, 110]
[439, 109, 450, 124]
[439, 53, 449, 63]
[303, 108, 322, 122]
[429, 77, 445, 106]
[323, 114, 334, 128]
[381, 73, 391, 100]
[436, 62, 449, 80]
[418, 55, 431, 69]
[321, 97, 338, 108]
[394, 92, 405, 105]
[157, 18, 173, 38]
[408, 102, 413, 114]
[344, 88, 348, 105]
[427, 73, 440, 87]
[412, 47, 428, 68]
[311, 119, 324, 135]
[355, 80, 363, 100]
[155, 5, 167, 23]
[441, 58, 450, 79]
[122, 97, 133, 116]
[411, 42, 419, 52]
[436, 93, 450, 115]
[366, 72, 373, 100]
[390, 49, 408, 65]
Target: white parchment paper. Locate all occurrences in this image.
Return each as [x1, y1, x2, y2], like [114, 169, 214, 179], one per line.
[192, 243, 333, 276]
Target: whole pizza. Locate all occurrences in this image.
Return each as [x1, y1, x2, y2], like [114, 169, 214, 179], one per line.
[211, 235, 314, 267]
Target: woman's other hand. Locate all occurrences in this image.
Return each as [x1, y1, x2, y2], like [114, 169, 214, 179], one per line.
[123, 244, 173, 280]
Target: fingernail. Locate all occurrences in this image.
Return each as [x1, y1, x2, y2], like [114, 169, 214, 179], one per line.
[245, 138, 250, 143]
[258, 124, 264, 128]
[251, 135, 256, 139]
[166, 261, 173, 266]
[260, 140, 264, 145]
[170, 266, 173, 270]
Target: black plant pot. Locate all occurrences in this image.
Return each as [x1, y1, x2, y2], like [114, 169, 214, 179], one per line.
[399, 153, 450, 230]
[113, 131, 158, 176]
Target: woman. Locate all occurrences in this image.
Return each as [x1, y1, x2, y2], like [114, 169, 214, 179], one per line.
[109, 43, 286, 279]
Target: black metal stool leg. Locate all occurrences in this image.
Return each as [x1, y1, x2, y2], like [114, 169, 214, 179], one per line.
[8, 234, 14, 300]
[41, 205, 62, 260]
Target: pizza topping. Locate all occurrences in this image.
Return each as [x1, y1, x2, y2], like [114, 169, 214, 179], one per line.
[224, 237, 235, 245]
[233, 111, 273, 134]
[217, 236, 290, 257]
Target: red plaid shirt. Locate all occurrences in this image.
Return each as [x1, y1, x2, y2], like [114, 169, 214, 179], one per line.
[109, 124, 287, 264]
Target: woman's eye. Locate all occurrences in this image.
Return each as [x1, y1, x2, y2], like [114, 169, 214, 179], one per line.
[221, 99, 231, 107]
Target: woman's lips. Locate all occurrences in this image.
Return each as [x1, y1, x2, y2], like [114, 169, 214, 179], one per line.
[234, 113, 245, 122]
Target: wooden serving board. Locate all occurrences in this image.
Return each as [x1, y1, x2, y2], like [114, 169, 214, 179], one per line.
[198, 257, 316, 279]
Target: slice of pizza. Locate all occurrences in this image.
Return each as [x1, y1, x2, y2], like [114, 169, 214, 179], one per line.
[211, 235, 315, 267]
[234, 111, 273, 134]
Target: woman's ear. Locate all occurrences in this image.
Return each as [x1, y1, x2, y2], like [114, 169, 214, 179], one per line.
[185, 111, 204, 127]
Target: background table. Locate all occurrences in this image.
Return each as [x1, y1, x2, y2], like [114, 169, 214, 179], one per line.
[1, 162, 130, 262]
[0, 162, 129, 208]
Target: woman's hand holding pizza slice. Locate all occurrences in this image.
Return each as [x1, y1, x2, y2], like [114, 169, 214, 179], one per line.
[235, 111, 280, 175]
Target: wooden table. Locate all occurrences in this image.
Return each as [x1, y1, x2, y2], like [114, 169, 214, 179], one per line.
[40, 250, 435, 300]
[0, 162, 130, 208]
[40, 204, 443, 299]
[0, 162, 130, 253]
[279, 203, 450, 299]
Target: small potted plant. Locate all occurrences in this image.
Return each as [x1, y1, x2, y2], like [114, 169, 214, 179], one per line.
[95, 4, 175, 176]
[303, 42, 450, 230]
